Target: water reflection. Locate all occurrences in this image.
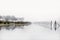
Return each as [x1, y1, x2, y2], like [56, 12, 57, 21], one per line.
[0, 22, 31, 30]
[0, 21, 60, 31]
[34, 21, 52, 30]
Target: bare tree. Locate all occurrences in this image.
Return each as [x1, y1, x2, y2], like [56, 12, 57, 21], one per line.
[4, 16, 17, 22]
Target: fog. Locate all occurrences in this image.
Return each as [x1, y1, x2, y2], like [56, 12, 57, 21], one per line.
[0, 0, 60, 40]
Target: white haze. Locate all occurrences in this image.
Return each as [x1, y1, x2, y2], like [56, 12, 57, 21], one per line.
[0, 0, 60, 40]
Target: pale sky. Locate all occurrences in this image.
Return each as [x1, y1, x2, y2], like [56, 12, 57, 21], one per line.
[0, 0, 60, 21]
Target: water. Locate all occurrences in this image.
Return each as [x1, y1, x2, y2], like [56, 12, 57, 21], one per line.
[0, 23, 60, 40]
